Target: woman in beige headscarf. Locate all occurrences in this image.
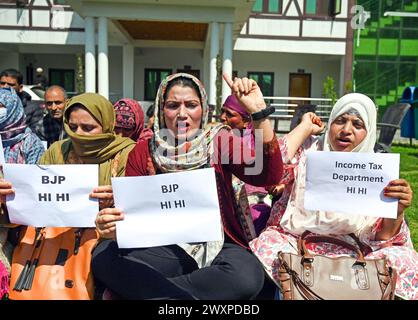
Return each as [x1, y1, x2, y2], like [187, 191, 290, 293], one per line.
[0, 93, 135, 299]
[250, 93, 417, 300]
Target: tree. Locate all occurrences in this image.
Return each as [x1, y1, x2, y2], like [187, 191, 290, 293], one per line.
[322, 76, 338, 105]
[215, 54, 222, 115]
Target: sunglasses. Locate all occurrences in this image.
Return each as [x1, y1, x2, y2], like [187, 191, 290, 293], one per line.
[0, 81, 17, 86]
[46, 100, 64, 107]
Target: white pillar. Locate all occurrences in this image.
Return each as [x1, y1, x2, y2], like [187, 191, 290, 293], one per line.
[123, 44, 134, 98]
[209, 22, 219, 107]
[222, 22, 233, 104]
[339, 56, 346, 96]
[84, 16, 96, 93]
[98, 16, 109, 99]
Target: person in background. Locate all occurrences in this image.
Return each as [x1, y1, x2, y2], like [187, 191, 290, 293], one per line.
[42, 85, 68, 147]
[113, 98, 153, 142]
[0, 87, 45, 299]
[0, 88, 45, 164]
[0, 93, 136, 299]
[92, 73, 283, 300]
[145, 104, 155, 130]
[250, 93, 417, 300]
[220, 94, 272, 236]
[0, 69, 31, 111]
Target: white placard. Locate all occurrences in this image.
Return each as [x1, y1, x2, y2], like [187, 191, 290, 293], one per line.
[304, 151, 400, 219]
[0, 137, 5, 164]
[3, 164, 99, 227]
[113, 167, 222, 248]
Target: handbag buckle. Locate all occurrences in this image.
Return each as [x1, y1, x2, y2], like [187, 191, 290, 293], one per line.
[301, 258, 314, 287]
[352, 263, 370, 290]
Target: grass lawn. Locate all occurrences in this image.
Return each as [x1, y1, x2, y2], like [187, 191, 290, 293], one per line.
[392, 143, 418, 249]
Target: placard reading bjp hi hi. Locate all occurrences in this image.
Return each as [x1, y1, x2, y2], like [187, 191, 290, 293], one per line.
[2, 164, 99, 227]
[304, 151, 400, 219]
[112, 168, 222, 249]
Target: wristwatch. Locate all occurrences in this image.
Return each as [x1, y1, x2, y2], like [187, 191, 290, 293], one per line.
[251, 106, 275, 121]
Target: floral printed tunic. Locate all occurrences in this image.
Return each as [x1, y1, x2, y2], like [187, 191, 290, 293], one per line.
[250, 135, 418, 300]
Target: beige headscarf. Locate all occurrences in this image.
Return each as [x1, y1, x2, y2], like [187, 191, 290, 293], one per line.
[150, 73, 226, 173]
[280, 93, 379, 236]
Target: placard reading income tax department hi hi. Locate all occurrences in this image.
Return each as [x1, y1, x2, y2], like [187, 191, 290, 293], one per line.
[304, 151, 400, 219]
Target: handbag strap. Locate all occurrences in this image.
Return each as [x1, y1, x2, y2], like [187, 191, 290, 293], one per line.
[348, 233, 373, 256]
[298, 233, 366, 265]
[281, 259, 323, 300]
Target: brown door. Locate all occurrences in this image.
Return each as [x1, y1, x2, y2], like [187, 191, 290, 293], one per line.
[289, 73, 311, 106]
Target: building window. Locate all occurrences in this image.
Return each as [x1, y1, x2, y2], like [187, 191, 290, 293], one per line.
[144, 69, 171, 101]
[305, 0, 335, 16]
[252, 0, 282, 14]
[49, 69, 75, 93]
[247, 72, 274, 96]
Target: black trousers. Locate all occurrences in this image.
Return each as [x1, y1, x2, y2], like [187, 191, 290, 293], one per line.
[91, 239, 265, 300]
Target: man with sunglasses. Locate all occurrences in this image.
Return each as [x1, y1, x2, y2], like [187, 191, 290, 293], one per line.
[42, 85, 68, 147]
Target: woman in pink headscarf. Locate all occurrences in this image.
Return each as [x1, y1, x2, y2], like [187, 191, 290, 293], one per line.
[220, 95, 271, 237]
[113, 98, 153, 141]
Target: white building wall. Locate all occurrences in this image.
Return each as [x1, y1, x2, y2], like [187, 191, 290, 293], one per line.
[0, 29, 85, 45]
[1, 9, 30, 27]
[302, 20, 347, 38]
[32, 11, 50, 28]
[248, 19, 300, 37]
[133, 47, 204, 100]
[14, 46, 122, 100]
[233, 51, 341, 97]
[235, 38, 346, 56]
[286, 0, 302, 16]
[0, 0, 350, 102]
[340, 0, 349, 18]
[35, 0, 49, 6]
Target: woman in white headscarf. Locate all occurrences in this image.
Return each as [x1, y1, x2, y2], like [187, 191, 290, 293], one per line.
[250, 93, 417, 300]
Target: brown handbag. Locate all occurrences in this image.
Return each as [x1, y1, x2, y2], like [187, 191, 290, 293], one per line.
[277, 233, 397, 300]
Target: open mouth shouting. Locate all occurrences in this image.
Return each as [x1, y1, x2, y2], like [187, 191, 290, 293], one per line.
[335, 136, 352, 149]
[177, 121, 190, 135]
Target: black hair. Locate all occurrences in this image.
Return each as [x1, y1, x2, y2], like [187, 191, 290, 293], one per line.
[0, 69, 23, 85]
[146, 104, 155, 118]
[163, 76, 202, 104]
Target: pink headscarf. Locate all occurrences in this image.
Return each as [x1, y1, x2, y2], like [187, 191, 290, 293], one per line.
[224, 95, 269, 233]
[223, 95, 254, 149]
[114, 98, 153, 141]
